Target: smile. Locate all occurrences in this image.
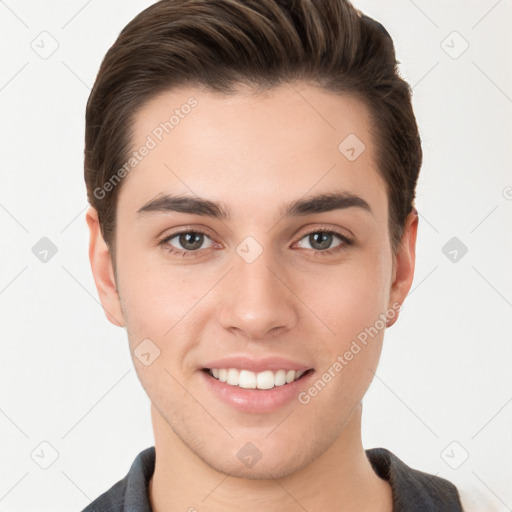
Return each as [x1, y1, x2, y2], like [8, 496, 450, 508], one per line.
[204, 368, 311, 389]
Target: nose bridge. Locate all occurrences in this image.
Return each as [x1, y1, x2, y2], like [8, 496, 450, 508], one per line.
[218, 235, 297, 339]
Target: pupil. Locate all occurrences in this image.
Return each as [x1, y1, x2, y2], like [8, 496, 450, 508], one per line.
[180, 232, 203, 250]
[311, 232, 331, 250]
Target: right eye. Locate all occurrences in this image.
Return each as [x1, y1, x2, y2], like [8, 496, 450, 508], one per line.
[159, 229, 217, 257]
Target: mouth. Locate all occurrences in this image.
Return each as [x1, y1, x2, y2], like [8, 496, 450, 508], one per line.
[201, 367, 314, 390]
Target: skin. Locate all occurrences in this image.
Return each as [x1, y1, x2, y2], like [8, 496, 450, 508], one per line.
[87, 82, 418, 512]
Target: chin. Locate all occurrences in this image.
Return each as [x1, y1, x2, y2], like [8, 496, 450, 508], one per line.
[204, 448, 312, 481]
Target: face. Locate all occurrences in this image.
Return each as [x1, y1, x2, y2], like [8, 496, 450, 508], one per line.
[88, 82, 417, 479]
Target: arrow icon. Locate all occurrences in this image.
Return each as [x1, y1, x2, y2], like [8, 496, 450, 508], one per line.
[30, 441, 59, 469]
[440, 440, 469, 469]
[441, 236, 467, 263]
[444, 449, 455, 458]
[236, 236, 263, 263]
[32, 237, 58, 262]
[30, 31, 60, 60]
[338, 134, 365, 161]
[440, 31, 469, 60]
[135, 339, 161, 365]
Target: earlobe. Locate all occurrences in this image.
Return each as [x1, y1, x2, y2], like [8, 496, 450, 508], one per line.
[386, 209, 418, 328]
[85, 207, 125, 328]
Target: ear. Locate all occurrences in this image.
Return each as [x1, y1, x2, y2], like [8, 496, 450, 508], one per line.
[85, 206, 125, 328]
[386, 209, 418, 327]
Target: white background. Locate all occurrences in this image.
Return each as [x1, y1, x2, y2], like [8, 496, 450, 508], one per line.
[1, 0, 511, 510]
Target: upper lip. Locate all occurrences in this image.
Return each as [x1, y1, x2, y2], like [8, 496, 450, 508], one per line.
[201, 356, 313, 373]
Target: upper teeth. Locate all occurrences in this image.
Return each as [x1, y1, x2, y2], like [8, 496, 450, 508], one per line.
[209, 368, 305, 389]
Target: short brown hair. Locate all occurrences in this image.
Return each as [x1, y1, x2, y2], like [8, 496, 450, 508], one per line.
[84, 0, 422, 259]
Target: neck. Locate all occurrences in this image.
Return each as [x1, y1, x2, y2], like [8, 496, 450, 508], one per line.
[148, 403, 392, 512]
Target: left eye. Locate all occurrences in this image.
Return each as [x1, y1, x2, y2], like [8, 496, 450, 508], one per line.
[295, 231, 346, 252]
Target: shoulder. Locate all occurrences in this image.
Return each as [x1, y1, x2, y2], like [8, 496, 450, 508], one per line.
[80, 478, 127, 512]
[366, 447, 463, 511]
[79, 446, 155, 512]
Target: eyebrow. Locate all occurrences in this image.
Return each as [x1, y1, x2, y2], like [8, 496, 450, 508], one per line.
[136, 190, 372, 219]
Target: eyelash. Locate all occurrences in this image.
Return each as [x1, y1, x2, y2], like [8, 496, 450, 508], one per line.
[158, 226, 353, 258]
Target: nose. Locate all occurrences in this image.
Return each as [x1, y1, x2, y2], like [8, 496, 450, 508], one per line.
[218, 243, 299, 340]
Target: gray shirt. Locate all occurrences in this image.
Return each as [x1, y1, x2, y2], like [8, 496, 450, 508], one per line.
[80, 446, 464, 511]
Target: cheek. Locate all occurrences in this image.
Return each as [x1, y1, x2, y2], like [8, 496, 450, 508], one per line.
[116, 251, 219, 368]
[297, 245, 391, 402]
[115, 240, 189, 327]
[303, 249, 391, 341]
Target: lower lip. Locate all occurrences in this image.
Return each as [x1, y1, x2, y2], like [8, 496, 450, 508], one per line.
[199, 369, 315, 413]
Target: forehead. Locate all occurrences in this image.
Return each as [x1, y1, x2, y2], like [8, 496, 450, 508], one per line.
[119, 82, 387, 218]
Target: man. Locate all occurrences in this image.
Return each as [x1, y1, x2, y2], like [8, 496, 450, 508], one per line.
[82, 0, 464, 510]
